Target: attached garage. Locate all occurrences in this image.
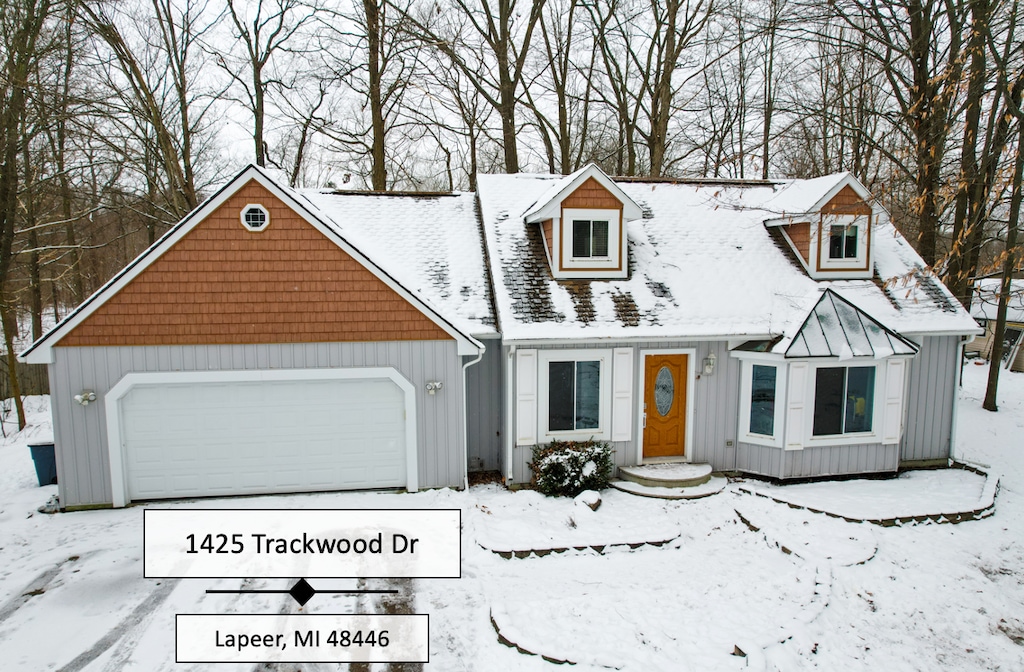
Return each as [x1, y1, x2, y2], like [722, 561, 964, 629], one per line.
[107, 369, 416, 506]
[20, 165, 488, 510]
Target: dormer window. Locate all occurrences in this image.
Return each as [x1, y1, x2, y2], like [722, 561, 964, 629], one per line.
[818, 214, 868, 271]
[522, 164, 643, 280]
[829, 223, 858, 259]
[562, 208, 621, 271]
[572, 219, 610, 258]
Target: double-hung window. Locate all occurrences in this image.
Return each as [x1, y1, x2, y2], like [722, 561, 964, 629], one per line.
[829, 224, 858, 259]
[749, 365, 777, 436]
[812, 366, 875, 436]
[572, 219, 610, 258]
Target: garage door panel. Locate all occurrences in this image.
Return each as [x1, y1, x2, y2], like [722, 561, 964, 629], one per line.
[121, 375, 408, 501]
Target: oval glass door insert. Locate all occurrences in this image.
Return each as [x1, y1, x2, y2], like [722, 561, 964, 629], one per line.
[654, 366, 674, 416]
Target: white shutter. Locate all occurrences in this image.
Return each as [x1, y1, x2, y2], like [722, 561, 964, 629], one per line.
[785, 362, 809, 451]
[611, 348, 634, 441]
[515, 349, 538, 446]
[881, 359, 907, 444]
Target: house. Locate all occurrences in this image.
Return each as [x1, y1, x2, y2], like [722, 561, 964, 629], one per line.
[967, 278, 1024, 371]
[20, 164, 981, 510]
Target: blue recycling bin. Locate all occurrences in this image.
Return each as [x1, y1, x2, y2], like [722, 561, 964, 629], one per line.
[28, 443, 57, 486]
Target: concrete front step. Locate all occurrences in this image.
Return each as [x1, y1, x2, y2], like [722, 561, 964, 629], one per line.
[610, 476, 727, 500]
[618, 462, 713, 488]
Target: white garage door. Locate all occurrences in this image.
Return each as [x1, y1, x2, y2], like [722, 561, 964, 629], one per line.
[120, 376, 407, 501]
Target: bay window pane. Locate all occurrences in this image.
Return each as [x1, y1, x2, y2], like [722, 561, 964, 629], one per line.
[813, 367, 844, 435]
[549, 361, 575, 430]
[592, 221, 610, 257]
[844, 366, 875, 432]
[750, 365, 776, 436]
[575, 361, 601, 429]
[573, 220, 591, 257]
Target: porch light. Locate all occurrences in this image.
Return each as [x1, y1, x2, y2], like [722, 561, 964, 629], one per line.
[425, 381, 444, 395]
[703, 352, 717, 375]
[74, 390, 97, 406]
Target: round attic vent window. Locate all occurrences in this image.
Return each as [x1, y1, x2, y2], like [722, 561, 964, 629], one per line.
[241, 204, 269, 231]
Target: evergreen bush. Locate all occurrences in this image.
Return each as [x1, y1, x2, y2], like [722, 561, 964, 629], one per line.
[528, 439, 613, 497]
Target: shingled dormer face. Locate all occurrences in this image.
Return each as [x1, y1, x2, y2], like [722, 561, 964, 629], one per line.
[770, 177, 878, 281]
[525, 165, 642, 280]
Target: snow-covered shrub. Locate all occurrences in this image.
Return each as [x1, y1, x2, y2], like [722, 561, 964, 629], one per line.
[528, 439, 613, 497]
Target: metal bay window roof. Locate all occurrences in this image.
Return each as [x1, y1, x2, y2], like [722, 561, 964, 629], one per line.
[785, 289, 919, 359]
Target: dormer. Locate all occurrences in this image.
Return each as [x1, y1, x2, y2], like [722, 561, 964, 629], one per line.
[764, 173, 880, 281]
[523, 164, 643, 280]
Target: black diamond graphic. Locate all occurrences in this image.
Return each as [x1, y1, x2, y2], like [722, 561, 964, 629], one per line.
[289, 579, 316, 606]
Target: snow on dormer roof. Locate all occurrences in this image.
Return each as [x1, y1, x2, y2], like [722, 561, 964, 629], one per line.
[522, 163, 643, 223]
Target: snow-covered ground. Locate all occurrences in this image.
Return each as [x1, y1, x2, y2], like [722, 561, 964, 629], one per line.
[0, 364, 1022, 670]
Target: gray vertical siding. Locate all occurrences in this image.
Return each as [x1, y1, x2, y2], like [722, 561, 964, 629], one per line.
[509, 340, 741, 484]
[901, 335, 959, 463]
[464, 337, 504, 471]
[736, 442, 898, 479]
[52, 340, 465, 508]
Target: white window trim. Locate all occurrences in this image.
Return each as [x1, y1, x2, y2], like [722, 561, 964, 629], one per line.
[819, 214, 869, 269]
[738, 359, 787, 448]
[241, 203, 270, 231]
[634, 348, 697, 465]
[561, 208, 620, 269]
[538, 349, 613, 441]
[798, 360, 889, 447]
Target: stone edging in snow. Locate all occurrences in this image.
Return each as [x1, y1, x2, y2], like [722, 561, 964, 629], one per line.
[736, 463, 1000, 527]
[481, 535, 678, 560]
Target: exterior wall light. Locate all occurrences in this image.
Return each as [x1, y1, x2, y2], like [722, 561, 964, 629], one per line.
[703, 352, 717, 375]
[74, 390, 97, 406]
[425, 381, 444, 395]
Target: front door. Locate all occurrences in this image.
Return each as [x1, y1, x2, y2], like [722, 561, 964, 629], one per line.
[642, 354, 687, 458]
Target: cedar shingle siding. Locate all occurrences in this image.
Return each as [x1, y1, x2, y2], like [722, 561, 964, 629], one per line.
[562, 177, 622, 209]
[823, 185, 872, 215]
[784, 222, 811, 261]
[59, 181, 450, 347]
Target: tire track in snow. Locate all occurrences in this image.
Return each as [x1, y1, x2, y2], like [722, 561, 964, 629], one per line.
[0, 553, 92, 626]
[56, 579, 178, 672]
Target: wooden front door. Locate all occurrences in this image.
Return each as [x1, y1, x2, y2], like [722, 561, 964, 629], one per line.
[642, 354, 688, 458]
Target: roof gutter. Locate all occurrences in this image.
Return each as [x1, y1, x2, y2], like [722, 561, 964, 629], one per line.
[500, 334, 777, 347]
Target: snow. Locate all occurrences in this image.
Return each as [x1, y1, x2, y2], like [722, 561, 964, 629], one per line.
[741, 469, 991, 520]
[476, 172, 979, 343]
[971, 278, 1024, 323]
[1, 364, 1023, 670]
[299, 189, 497, 337]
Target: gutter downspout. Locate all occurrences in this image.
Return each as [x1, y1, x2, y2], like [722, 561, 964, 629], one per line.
[506, 345, 516, 485]
[462, 344, 486, 491]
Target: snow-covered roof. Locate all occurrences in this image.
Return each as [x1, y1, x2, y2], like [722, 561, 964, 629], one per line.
[522, 163, 643, 223]
[296, 189, 497, 337]
[761, 172, 857, 219]
[476, 172, 980, 343]
[784, 290, 918, 358]
[971, 278, 1024, 324]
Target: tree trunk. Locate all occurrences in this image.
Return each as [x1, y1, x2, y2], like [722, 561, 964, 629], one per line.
[0, 303, 26, 429]
[365, 0, 387, 189]
[983, 125, 1024, 411]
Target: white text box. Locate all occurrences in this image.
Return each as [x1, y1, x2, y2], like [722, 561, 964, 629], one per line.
[176, 614, 428, 663]
[145, 509, 461, 578]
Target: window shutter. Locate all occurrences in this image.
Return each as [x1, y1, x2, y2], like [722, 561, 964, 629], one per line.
[785, 362, 808, 451]
[515, 349, 538, 446]
[611, 348, 634, 441]
[881, 359, 907, 444]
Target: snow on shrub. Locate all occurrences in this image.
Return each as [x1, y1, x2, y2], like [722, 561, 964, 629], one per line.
[529, 439, 613, 497]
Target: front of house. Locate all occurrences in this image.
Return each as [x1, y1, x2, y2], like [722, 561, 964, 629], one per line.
[21, 164, 980, 509]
